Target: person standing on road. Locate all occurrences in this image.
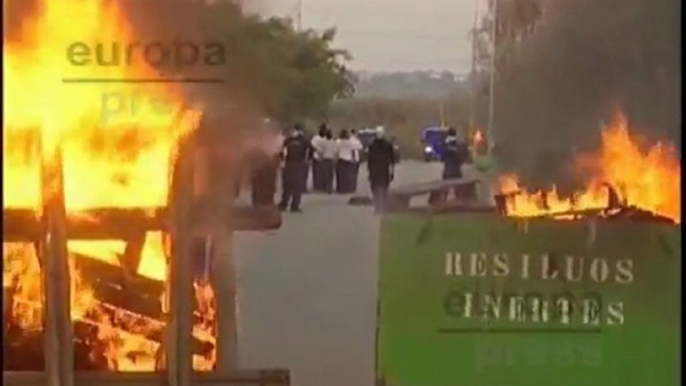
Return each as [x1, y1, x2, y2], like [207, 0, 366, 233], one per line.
[366, 126, 396, 212]
[440, 127, 472, 202]
[442, 127, 470, 180]
[320, 129, 337, 194]
[310, 125, 327, 192]
[349, 129, 364, 192]
[336, 129, 362, 194]
[278, 124, 312, 212]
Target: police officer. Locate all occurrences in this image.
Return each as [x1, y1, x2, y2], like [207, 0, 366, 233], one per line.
[278, 123, 312, 212]
[440, 127, 472, 202]
[442, 127, 470, 180]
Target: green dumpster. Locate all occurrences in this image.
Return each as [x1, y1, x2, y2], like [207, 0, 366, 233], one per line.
[376, 213, 680, 386]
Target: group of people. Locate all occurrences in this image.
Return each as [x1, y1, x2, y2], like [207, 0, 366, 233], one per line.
[277, 124, 396, 213]
[310, 125, 363, 195]
[244, 123, 472, 214]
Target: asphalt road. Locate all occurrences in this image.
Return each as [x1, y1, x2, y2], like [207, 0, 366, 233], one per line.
[233, 160, 442, 386]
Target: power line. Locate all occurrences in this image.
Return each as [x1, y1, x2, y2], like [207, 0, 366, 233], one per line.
[310, 29, 469, 42]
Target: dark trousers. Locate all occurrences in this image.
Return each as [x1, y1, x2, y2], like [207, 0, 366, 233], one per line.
[336, 160, 355, 194]
[321, 159, 335, 193]
[370, 181, 390, 213]
[251, 165, 277, 207]
[312, 159, 324, 191]
[351, 162, 360, 192]
[301, 162, 311, 193]
[279, 162, 306, 210]
[442, 163, 463, 180]
[440, 163, 463, 201]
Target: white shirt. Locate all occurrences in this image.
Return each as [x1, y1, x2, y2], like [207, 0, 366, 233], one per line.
[320, 138, 338, 159]
[351, 136, 363, 160]
[311, 135, 325, 160]
[337, 138, 363, 162]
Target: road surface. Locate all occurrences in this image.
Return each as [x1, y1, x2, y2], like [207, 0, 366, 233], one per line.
[233, 160, 442, 386]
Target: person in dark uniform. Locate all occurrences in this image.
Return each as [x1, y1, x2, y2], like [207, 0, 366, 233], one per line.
[278, 124, 312, 212]
[440, 127, 472, 202]
[366, 126, 396, 213]
[442, 127, 470, 179]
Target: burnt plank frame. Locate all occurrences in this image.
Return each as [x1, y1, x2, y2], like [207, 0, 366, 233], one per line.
[4, 135, 286, 386]
[39, 145, 74, 386]
[3, 205, 282, 242]
[4, 371, 290, 386]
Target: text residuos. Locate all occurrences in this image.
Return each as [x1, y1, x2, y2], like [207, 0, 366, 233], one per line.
[443, 252, 634, 326]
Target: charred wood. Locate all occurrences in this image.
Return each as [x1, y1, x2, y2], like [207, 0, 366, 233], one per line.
[3, 208, 166, 242]
[4, 204, 281, 242]
[72, 254, 164, 319]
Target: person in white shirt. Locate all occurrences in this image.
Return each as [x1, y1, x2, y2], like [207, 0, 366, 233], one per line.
[320, 129, 338, 193]
[335, 129, 363, 193]
[349, 129, 364, 192]
[310, 125, 327, 192]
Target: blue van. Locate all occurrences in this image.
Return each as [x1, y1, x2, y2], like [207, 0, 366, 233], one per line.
[421, 126, 448, 161]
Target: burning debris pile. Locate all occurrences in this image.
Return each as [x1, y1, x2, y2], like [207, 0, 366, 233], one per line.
[495, 112, 680, 224]
[3, 0, 217, 372]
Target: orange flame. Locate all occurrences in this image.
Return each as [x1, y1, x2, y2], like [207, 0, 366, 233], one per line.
[498, 112, 680, 223]
[472, 130, 484, 147]
[3, 0, 215, 371]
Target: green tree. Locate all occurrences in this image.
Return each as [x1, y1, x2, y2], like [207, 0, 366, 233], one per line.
[119, 0, 354, 126]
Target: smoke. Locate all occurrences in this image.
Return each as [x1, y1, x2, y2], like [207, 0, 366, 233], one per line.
[493, 0, 680, 187]
[113, 0, 266, 143]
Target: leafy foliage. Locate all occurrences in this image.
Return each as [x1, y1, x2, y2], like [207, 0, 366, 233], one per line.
[119, 0, 354, 125]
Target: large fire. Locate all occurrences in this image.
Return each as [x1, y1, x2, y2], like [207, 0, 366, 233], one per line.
[4, 0, 216, 371]
[497, 112, 680, 223]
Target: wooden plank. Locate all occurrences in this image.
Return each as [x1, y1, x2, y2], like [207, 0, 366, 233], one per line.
[166, 137, 196, 386]
[427, 182, 478, 207]
[3, 208, 165, 242]
[211, 231, 239, 374]
[39, 144, 74, 386]
[72, 254, 164, 318]
[390, 178, 479, 198]
[403, 204, 498, 215]
[120, 233, 146, 275]
[4, 205, 280, 242]
[72, 319, 213, 358]
[3, 308, 213, 368]
[386, 179, 480, 213]
[233, 206, 281, 232]
[4, 370, 290, 386]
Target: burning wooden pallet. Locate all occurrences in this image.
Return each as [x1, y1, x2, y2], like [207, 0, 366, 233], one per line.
[1, 132, 287, 386]
[3, 201, 281, 371]
[493, 184, 677, 224]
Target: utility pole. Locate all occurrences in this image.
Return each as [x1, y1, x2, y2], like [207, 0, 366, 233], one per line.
[296, 0, 303, 31]
[487, 0, 498, 155]
[468, 0, 481, 131]
[439, 102, 445, 128]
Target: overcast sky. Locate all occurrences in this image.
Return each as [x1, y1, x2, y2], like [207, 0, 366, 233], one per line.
[245, 0, 479, 74]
